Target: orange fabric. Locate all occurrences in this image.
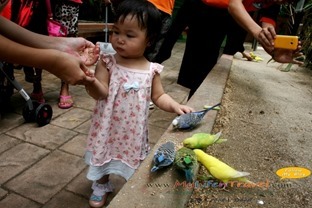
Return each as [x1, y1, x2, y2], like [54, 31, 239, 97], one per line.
[243, 0, 276, 27]
[201, 0, 229, 8]
[148, 0, 175, 15]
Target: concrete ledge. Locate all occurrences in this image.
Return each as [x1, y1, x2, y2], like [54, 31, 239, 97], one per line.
[108, 54, 233, 207]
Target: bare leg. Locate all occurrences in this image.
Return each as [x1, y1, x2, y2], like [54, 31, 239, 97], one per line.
[58, 80, 73, 109]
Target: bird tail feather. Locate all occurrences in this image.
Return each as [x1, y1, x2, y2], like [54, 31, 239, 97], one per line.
[213, 131, 228, 144]
[151, 166, 159, 172]
[185, 169, 194, 183]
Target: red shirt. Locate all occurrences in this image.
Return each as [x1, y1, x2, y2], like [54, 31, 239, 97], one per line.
[69, 0, 83, 4]
[0, 0, 11, 19]
[243, 0, 277, 27]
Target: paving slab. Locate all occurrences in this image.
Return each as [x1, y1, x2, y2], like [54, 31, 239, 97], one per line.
[5, 150, 86, 204]
[0, 134, 22, 154]
[0, 143, 49, 184]
[42, 190, 88, 208]
[0, 193, 41, 208]
[6, 124, 78, 149]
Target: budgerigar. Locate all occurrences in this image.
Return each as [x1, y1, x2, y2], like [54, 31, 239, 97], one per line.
[193, 149, 255, 184]
[172, 103, 221, 130]
[183, 131, 227, 149]
[250, 52, 263, 62]
[174, 147, 198, 182]
[151, 141, 176, 172]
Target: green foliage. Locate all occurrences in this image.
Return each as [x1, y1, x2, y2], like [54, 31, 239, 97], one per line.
[301, 0, 312, 68]
[279, 0, 312, 69]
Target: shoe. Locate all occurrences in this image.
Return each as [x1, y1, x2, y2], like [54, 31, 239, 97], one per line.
[89, 193, 109, 208]
[89, 181, 114, 208]
[149, 101, 154, 109]
[58, 95, 73, 109]
[31, 92, 45, 103]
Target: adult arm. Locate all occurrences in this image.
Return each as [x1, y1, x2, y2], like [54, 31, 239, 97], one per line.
[0, 16, 99, 66]
[228, 0, 275, 53]
[0, 34, 94, 85]
[228, 0, 303, 64]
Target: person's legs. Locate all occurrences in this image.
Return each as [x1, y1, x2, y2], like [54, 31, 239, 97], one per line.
[24, 67, 45, 103]
[177, 1, 229, 99]
[58, 81, 73, 109]
[152, 0, 192, 63]
[55, 2, 79, 109]
[223, 12, 254, 61]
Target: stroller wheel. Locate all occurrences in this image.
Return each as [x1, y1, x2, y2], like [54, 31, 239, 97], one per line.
[22, 101, 40, 122]
[35, 103, 53, 127]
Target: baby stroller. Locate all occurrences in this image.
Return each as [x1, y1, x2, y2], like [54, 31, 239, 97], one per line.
[0, 62, 53, 127]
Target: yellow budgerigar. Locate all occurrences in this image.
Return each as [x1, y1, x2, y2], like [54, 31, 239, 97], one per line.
[183, 131, 227, 149]
[193, 149, 254, 184]
[249, 52, 263, 62]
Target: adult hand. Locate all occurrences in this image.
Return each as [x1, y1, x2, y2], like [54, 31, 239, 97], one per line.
[272, 48, 304, 65]
[256, 26, 276, 54]
[60, 37, 100, 66]
[47, 51, 96, 85]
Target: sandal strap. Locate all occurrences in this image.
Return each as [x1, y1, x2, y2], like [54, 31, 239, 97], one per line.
[92, 181, 114, 196]
[90, 194, 103, 202]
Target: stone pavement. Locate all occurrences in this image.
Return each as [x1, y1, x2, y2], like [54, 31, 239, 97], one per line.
[0, 42, 191, 208]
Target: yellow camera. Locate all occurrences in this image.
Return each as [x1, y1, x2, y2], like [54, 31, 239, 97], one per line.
[274, 35, 299, 50]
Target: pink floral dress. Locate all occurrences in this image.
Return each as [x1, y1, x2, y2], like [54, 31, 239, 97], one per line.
[86, 54, 163, 172]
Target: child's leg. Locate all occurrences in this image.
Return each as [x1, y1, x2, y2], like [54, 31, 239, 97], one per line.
[89, 175, 113, 208]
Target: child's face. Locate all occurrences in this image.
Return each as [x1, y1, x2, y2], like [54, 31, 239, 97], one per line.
[111, 15, 149, 58]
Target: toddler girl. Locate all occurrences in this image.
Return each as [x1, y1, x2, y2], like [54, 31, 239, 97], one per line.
[84, 0, 193, 207]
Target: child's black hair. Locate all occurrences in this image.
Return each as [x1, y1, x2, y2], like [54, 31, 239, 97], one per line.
[114, 0, 162, 47]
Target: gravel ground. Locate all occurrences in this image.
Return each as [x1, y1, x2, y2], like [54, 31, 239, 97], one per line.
[186, 49, 312, 208]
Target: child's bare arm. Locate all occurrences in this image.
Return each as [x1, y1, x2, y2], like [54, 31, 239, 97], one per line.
[151, 74, 193, 114]
[85, 59, 110, 100]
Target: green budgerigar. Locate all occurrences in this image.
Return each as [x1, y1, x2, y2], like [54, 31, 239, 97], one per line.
[174, 147, 198, 183]
[183, 131, 226, 149]
[193, 149, 255, 184]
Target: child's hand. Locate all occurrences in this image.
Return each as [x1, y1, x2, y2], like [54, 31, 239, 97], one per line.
[85, 67, 95, 77]
[63, 37, 100, 66]
[175, 105, 194, 115]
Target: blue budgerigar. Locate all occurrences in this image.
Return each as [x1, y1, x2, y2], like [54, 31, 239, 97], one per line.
[172, 103, 221, 130]
[151, 141, 176, 172]
[174, 147, 198, 182]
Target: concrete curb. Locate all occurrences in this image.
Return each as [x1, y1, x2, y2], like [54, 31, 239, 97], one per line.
[108, 54, 233, 208]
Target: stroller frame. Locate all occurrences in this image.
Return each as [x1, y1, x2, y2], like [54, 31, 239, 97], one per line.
[0, 62, 53, 126]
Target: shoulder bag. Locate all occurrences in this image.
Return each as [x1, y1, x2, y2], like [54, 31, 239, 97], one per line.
[45, 0, 68, 37]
